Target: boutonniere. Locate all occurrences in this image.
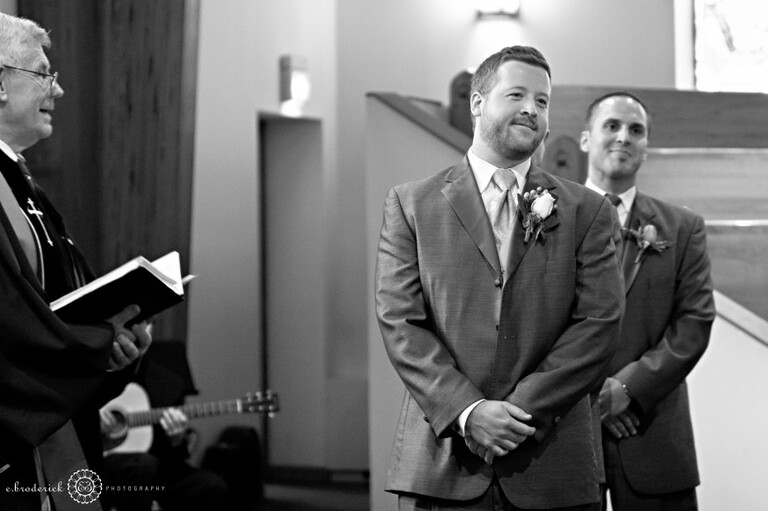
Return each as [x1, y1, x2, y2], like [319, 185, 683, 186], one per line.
[518, 187, 558, 243]
[622, 223, 669, 263]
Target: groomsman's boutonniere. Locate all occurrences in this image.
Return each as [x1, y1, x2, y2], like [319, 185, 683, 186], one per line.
[623, 223, 669, 263]
[519, 187, 558, 243]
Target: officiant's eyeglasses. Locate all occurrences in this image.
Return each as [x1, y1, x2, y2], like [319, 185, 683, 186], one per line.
[2, 64, 58, 93]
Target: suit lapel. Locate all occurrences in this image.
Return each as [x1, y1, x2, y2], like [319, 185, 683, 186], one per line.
[442, 158, 502, 277]
[505, 165, 558, 282]
[623, 193, 657, 295]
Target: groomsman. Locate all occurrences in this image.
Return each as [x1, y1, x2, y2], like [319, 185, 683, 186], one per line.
[581, 91, 715, 511]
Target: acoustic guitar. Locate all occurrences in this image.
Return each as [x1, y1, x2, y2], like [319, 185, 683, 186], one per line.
[103, 382, 279, 454]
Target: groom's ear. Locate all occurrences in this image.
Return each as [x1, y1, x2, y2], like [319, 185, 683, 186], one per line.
[469, 91, 483, 118]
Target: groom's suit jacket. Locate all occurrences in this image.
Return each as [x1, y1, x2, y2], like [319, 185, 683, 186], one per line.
[375, 157, 624, 509]
[607, 191, 714, 494]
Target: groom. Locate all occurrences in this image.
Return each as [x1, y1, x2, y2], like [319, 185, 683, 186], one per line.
[375, 46, 624, 510]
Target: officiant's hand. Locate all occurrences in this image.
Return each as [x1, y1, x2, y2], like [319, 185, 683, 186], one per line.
[106, 304, 153, 371]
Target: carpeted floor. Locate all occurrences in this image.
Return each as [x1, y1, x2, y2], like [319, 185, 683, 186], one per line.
[262, 482, 369, 511]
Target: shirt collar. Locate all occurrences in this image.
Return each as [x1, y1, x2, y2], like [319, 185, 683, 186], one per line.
[467, 147, 530, 193]
[0, 139, 19, 162]
[584, 178, 637, 212]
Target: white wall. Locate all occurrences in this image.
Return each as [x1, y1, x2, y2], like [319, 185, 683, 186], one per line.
[689, 317, 768, 510]
[0, 0, 15, 15]
[188, 0, 337, 464]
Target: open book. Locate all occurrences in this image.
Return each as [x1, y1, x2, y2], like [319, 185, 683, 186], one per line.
[51, 251, 189, 324]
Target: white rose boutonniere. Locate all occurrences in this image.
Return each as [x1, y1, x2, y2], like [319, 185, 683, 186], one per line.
[623, 223, 669, 263]
[519, 187, 558, 243]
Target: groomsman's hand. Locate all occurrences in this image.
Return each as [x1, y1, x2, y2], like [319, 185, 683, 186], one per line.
[603, 410, 640, 439]
[598, 377, 631, 419]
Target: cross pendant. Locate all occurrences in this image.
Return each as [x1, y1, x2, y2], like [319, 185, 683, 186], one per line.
[26, 198, 54, 246]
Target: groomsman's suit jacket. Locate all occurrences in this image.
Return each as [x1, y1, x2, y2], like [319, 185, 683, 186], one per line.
[607, 191, 714, 494]
[0, 151, 114, 489]
[375, 157, 625, 509]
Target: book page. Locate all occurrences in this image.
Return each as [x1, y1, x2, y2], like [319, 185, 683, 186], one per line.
[150, 251, 183, 293]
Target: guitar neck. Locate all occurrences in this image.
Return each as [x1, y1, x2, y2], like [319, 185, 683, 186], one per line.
[126, 399, 243, 428]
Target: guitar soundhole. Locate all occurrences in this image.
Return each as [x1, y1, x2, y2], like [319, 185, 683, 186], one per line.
[108, 409, 129, 432]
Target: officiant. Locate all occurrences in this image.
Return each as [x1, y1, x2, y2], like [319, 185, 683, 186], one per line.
[0, 12, 152, 511]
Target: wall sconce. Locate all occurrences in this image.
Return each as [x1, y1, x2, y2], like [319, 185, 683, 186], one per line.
[279, 55, 311, 117]
[474, 0, 521, 18]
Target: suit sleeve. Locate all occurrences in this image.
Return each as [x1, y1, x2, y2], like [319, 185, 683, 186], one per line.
[375, 188, 484, 437]
[614, 214, 715, 415]
[505, 199, 624, 440]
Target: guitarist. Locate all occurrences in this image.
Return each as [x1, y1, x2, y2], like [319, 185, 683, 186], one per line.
[99, 387, 228, 511]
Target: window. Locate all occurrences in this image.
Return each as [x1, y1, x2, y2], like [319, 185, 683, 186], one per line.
[694, 0, 768, 92]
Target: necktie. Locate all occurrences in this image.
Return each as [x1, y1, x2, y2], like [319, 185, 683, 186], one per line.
[491, 168, 517, 253]
[605, 193, 629, 262]
[605, 193, 622, 208]
[605, 192, 630, 228]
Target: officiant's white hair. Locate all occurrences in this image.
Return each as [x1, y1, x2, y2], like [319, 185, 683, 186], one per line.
[0, 12, 51, 67]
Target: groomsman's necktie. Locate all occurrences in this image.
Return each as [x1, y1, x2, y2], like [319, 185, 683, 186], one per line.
[604, 193, 622, 208]
[605, 192, 628, 225]
[491, 168, 517, 253]
[605, 193, 628, 261]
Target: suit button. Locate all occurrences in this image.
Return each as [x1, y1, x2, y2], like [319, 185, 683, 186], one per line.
[494, 278, 502, 287]
[553, 416, 560, 424]
[423, 416, 429, 423]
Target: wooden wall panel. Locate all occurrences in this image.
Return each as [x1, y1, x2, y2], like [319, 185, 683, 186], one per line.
[99, 0, 188, 268]
[18, 0, 198, 341]
[549, 85, 768, 150]
[20, 1, 102, 265]
[543, 85, 768, 185]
